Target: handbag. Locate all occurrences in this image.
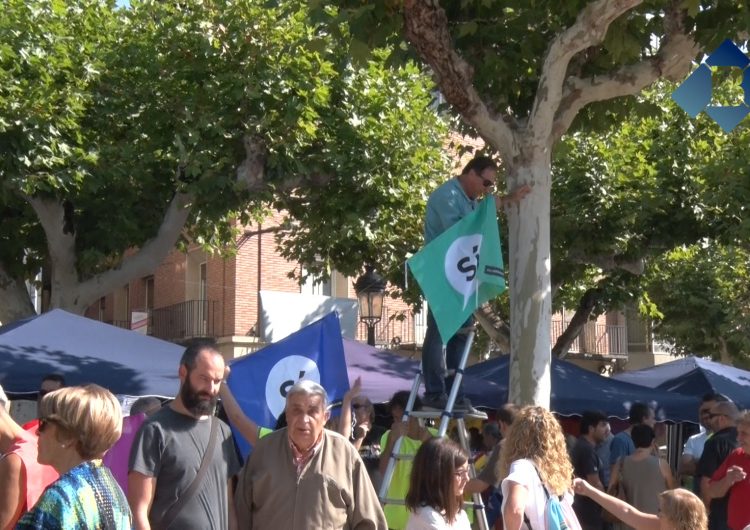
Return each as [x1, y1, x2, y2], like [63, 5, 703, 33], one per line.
[602, 459, 626, 524]
[154, 417, 219, 530]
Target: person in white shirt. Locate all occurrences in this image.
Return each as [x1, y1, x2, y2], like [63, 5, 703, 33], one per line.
[405, 437, 471, 530]
[499, 406, 578, 530]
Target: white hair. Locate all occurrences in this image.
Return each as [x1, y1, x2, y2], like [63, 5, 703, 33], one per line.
[286, 379, 328, 409]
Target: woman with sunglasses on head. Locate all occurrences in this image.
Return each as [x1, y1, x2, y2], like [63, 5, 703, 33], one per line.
[573, 478, 707, 530]
[405, 437, 472, 530]
[15, 384, 132, 529]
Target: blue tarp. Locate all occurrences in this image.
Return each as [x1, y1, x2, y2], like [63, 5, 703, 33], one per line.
[0, 309, 182, 396]
[464, 355, 699, 422]
[613, 356, 750, 410]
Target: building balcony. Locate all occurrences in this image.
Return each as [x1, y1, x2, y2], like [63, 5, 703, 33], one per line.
[356, 307, 427, 349]
[551, 318, 628, 359]
[149, 299, 221, 343]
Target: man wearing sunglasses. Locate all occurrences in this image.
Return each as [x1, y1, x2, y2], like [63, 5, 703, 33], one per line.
[680, 393, 726, 494]
[698, 400, 740, 530]
[422, 155, 531, 412]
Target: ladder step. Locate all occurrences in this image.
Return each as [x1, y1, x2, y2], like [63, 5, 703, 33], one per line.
[388, 454, 415, 461]
[411, 409, 488, 420]
[379, 498, 485, 510]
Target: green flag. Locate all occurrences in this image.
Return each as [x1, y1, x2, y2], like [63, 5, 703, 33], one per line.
[408, 196, 506, 344]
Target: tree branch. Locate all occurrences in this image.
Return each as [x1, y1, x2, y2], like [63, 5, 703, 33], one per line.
[236, 134, 266, 189]
[554, 287, 603, 358]
[402, 0, 518, 161]
[75, 191, 193, 311]
[569, 251, 645, 275]
[0, 259, 36, 323]
[552, 7, 699, 141]
[24, 196, 79, 296]
[529, 0, 642, 146]
[473, 303, 511, 353]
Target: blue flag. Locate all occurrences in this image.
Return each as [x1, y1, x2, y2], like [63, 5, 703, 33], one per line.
[226, 312, 349, 458]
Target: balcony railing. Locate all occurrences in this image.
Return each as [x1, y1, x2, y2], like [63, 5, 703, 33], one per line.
[551, 319, 628, 358]
[106, 319, 131, 330]
[356, 307, 427, 348]
[150, 300, 220, 342]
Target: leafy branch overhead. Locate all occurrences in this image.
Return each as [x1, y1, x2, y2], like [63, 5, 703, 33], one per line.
[323, 0, 749, 404]
[0, 0, 450, 318]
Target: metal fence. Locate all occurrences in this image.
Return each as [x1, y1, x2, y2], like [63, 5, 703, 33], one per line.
[356, 307, 427, 348]
[149, 300, 220, 342]
[550, 319, 628, 357]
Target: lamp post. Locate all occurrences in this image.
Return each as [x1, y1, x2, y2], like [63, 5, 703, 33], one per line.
[354, 265, 386, 346]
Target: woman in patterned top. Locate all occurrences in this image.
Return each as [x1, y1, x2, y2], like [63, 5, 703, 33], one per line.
[16, 384, 132, 529]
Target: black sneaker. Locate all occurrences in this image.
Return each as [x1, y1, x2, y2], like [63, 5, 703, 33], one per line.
[421, 394, 448, 411]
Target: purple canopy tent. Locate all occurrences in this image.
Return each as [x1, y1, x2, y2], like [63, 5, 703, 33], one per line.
[342, 338, 504, 408]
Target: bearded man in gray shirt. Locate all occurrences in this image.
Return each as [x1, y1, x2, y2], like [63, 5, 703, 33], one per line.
[128, 341, 240, 530]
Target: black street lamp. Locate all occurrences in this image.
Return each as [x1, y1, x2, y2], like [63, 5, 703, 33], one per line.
[354, 265, 386, 346]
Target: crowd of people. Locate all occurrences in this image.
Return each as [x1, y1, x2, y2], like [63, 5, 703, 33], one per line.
[0, 336, 748, 530]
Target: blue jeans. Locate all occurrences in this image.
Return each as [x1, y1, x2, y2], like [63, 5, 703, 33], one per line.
[422, 308, 472, 399]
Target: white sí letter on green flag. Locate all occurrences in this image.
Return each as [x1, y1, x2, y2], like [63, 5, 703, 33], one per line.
[408, 196, 506, 344]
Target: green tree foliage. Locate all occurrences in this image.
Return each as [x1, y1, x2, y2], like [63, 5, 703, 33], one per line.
[645, 244, 750, 364]
[321, 0, 749, 405]
[274, 50, 450, 298]
[0, 0, 449, 318]
[551, 82, 750, 364]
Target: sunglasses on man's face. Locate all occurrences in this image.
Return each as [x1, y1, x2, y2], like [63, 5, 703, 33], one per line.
[472, 171, 495, 189]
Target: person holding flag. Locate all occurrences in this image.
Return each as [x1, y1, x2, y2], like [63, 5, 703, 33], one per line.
[413, 155, 530, 412]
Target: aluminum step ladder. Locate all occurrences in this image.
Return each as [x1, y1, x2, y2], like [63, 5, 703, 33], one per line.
[378, 329, 490, 530]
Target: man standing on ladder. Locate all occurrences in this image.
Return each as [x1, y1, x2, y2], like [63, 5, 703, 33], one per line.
[421, 155, 530, 412]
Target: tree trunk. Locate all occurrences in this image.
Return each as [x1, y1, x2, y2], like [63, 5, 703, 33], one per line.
[474, 303, 511, 353]
[507, 155, 552, 407]
[0, 263, 36, 324]
[26, 193, 193, 315]
[553, 287, 602, 358]
[718, 336, 733, 366]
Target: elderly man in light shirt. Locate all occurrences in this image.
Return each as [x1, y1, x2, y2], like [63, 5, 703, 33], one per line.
[235, 380, 386, 529]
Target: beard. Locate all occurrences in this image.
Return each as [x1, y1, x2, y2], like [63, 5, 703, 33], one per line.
[180, 375, 218, 416]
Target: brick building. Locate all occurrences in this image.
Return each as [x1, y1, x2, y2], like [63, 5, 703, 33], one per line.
[85, 209, 424, 359]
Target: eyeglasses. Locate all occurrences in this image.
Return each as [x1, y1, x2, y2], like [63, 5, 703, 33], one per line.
[473, 171, 495, 189]
[454, 466, 470, 478]
[708, 412, 727, 419]
[352, 403, 364, 410]
[38, 417, 58, 433]
[477, 176, 494, 189]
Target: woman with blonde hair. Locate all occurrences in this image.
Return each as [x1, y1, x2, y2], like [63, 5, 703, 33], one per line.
[573, 478, 707, 530]
[15, 384, 132, 529]
[499, 405, 580, 530]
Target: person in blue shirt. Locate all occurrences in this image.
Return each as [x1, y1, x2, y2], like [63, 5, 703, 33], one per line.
[421, 155, 530, 412]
